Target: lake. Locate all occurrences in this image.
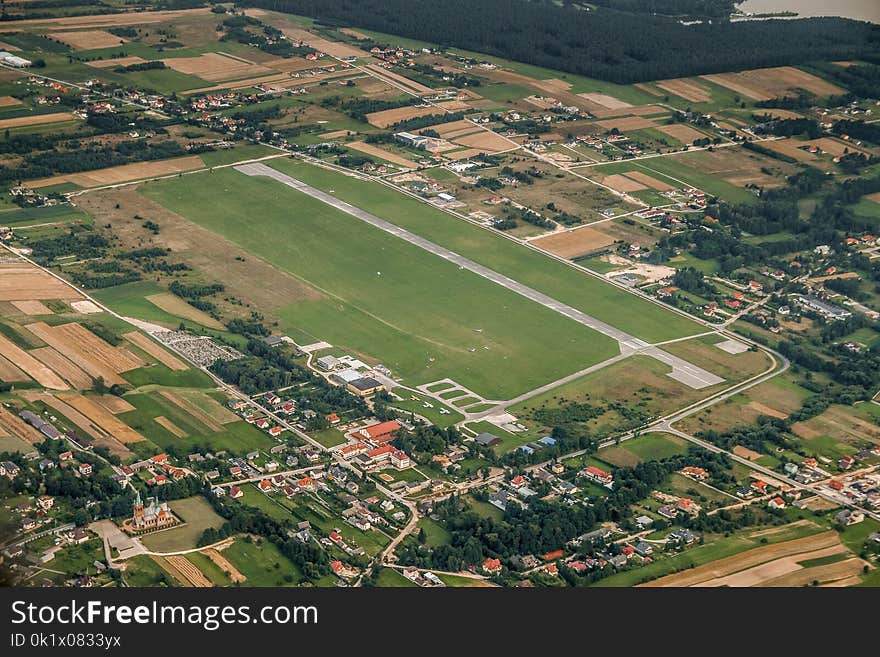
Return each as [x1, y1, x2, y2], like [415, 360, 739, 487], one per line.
[735, 0, 880, 24]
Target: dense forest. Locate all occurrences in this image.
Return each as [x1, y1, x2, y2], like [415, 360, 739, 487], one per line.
[240, 0, 879, 83]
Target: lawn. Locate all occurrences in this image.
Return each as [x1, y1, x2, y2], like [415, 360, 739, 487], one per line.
[48, 539, 104, 576]
[374, 567, 419, 587]
[140, 167, 620, 400]
[265, 159, 702, 344]
[598, 432, 690, 467]
[312, 427, 348, 448]
[125, 555, 176, 587]
[138, 496, 226, 552]
[186, 551, 233, 586]
[417, 517, 451, 547]
[222, 537, 304, 586]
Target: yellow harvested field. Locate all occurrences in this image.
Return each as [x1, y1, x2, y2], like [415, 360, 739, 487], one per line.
[428, 119, 475, 138]
[165, 556, 212, 588]
[732, 445, 763, 460]
[204, 547, 246, 583]
[623, 170, 676, 191]
[436, 100, 471, 111]
[696, 545, 855, 587]
[596, 116, 657, 131]
[765, 559, 868, 587]
[145, 293, 225, 329]
[364, 64, 434, 95]
[577, 92, 630, 110]
[272, 24, 365, 59]
[453, 130, 512, 152]
[122, 331, 188, 371]
[760, 138, 817, 163]
[748, 401, 788, 419]
[602, 173, 647, 193]
[14, 7, 212, 28]
[365, 105, 438, 128]
[56, 392, 145, 444]
[0, 96, 22, 107]
[0, 405, 43, 443]
[155, 416, 188, 438]
[656, 123, 707, 144]
[0, 353, 29, 383]
[20, 390, 133, 457]
[347, 141, 420, 168]
[0, 264, 79, 301]
[0, 333, 68, 389]
[178, 391, 238, 425]
[0, 112, 76, 130]
[866, 192, 880, 205]
[656, 79, 712, 103]
[162, 53, 272, 82]
[47, 30, 125, 50]
[87, 56, 146, 69]
[321, 129, 355, 139]
[446, 148, 486, 160]
[25, 322, 144, 386]
[701, 66, 844, 101]
[641, 531, 842, 587]
[27, 155, 205, 188]
[806, 137, 872, 157]
[10, 300, 52, 315]
[30, 347, 92, 389]
[91, 394, 135, 414]
[752, 108, 804, 120]
[532, 226, 615, 259]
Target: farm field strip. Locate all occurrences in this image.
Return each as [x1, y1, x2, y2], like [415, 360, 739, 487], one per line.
[122, 331, 188, 371]
[237, 163, 722, 391]
[0, 332, 69, 390]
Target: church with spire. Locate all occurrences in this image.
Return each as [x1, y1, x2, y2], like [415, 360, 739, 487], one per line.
[131, 490, 177, 532]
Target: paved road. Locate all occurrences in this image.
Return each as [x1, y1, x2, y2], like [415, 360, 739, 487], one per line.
[236, 162, 723, 391]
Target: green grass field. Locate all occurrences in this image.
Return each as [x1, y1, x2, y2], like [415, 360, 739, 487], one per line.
[186, 551, 233, 586]
[139, 496, 226, 552]
[91, 280, 223, 331]
[222, 537, 304, 586]
[264, 159, 701, 343]
[125, 555, 176, 586]
[140, 167, 620, 400]
[374, 567, 419, 587]
[119, 392, 274, 454]
[591, 154, 757, 204]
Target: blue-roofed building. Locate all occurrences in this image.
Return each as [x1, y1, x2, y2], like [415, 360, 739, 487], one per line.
[538, 436, 557, 447]
[518, 445, 534, 455]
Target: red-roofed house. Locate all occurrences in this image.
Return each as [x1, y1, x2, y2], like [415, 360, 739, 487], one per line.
[269, 426, 283, 438]
[296, 477, 317, 492]
[482, 558, 502, 574]
[259, 479, 273, 492]
[621, 545, 635, 558]
[751, 480, 768, 494]
[768, 497, 786, 510]
[583, 466, 613, 485]
[544, 563, 559, 576]
[681, 466, 709, 481]
[356, 420, 401, 443]
[229, 486, 243, 499]
[326, 413, 340, 425]
[151, 454, 168, 465]
[340, 442, 369, 459]
[543, 549, 564, 561]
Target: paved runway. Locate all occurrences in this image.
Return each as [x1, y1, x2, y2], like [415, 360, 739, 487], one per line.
[236, 162, 724, 390]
